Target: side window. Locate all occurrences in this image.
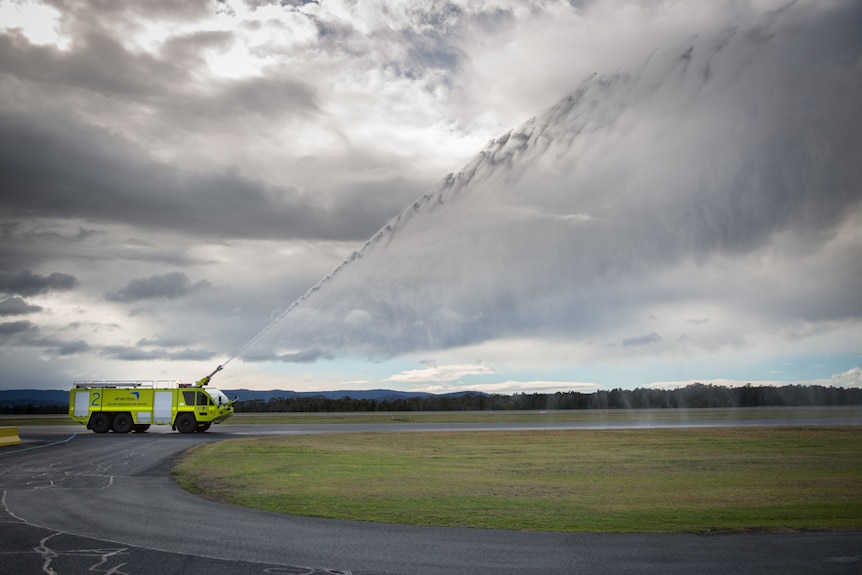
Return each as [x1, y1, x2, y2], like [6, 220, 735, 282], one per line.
[196, 393, 213, 407]
[183, 391, 195, 405]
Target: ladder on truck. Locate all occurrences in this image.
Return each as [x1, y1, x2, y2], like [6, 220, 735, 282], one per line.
[73, 380, 190, 389]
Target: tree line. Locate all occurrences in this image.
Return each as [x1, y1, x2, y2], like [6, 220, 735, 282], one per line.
[0, 404, 69, 415]
[3, 383, 860, 415]
[234, 383, 862, 413]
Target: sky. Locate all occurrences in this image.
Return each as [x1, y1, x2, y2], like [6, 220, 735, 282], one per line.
[1, 0, 860, 394]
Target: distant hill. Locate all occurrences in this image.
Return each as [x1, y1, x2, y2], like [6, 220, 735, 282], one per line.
[0, 389, 69, 407]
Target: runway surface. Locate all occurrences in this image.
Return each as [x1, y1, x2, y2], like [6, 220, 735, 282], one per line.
[2, 418, 861, 574]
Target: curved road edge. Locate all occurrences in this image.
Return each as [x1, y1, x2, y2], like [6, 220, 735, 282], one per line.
[1, 423, 861, 575]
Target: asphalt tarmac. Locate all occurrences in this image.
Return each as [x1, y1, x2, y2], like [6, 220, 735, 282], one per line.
[1, 420, 861, 574]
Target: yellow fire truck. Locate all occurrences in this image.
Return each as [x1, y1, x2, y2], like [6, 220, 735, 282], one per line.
[69, 367, 234, 434]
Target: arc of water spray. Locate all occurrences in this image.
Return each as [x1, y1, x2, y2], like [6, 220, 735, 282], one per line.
[219, 248, 365, 368]
[216, 159, 463, 370]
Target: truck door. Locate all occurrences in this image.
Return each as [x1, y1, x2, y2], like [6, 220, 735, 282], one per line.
[154, 391, 173, 423]
[73, 390, 92, 418]
[196, 391, 213, 417]
[181, 391, 213, 418]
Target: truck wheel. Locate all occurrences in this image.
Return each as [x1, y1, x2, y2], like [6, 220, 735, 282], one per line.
[132, 425, 150, 433]
[195, 422, 211, 433]
[175, 413, 197, 434]
[112, 413, 133, 434]
[90, 413, 111, 434]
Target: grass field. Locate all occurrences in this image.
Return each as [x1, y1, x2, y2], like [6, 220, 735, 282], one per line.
[0, 414, 73, 426]
[172, 426, 862, 533]
[5, 405, 862, 427]
[223, 406, 862, 425]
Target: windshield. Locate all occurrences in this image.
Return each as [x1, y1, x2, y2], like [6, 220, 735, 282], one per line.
[204, 388, 231, 407]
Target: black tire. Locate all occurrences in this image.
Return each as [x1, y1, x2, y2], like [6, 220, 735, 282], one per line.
[89, 412, 111, 434]
[132, 424, 150, 433]
[195, 422, 211, 433]
[112, 412, 133, 434]
[175, 413, 197, 434]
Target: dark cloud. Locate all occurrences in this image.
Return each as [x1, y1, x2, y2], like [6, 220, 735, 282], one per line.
[0, 297, 43, 316]
[160, 29, 233, 70]
[0, 331, 91, 357]
[100, 345, 163, 361]
[0, 320, 38, 336]
[0, 111, 401, 242]
[623, 333, 663, 347]
[0, 28, 186, 100]
[0, 12, 321, 123]
[241, 347, 332, 363]
[0, 0, 528, 266]
[275, 348, 333, 363]
[237, 0, 320, 8]
[52, 340, 91, 356]
[0, 4, 372, 244]
[134, 335, 219, 360]
[213, 74, 319, 117]
[106, 272, 211, 302]
[0, 222, 214, 280]
[169, 348, 219, 361]
[99, 343, 217, 361]
[0, 270, 77, 296]
[64, 0, 213, 23]
[136, 335, 190, 348]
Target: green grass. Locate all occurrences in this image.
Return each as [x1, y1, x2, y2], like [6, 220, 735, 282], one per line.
[7, 406, 861, 426]
[172, 426, 862, 533]
[0, 414, 73, 426]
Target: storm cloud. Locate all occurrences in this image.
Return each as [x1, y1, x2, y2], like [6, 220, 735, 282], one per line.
[106, 272, 211, 303]
[0, 0, 859, 392]
[0, 297, 43, 316]
[0, 270, 77, 296]
[0, 320, 38, 336]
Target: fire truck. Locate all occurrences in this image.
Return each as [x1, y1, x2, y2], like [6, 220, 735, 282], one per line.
[69, 366, 235, 434]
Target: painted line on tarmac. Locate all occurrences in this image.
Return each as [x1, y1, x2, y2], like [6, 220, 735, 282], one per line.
[0, 434, 77, 457]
